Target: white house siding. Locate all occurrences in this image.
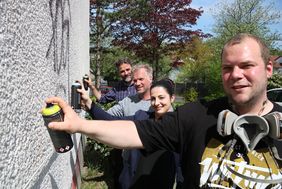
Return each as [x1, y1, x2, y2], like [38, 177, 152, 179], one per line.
[0, 0, 89, 188]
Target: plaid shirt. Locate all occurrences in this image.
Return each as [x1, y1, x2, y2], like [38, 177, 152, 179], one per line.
[98, 81, 136, 104]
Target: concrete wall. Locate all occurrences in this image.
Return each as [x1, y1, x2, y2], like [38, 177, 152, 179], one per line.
[0, 0, 89, 188]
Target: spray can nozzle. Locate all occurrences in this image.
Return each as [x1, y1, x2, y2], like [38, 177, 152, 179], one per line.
[46, 103, 53, 108]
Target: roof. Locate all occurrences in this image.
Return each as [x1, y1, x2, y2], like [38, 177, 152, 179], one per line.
[171, 59, 185, 68]
[270, 56, 282, 70]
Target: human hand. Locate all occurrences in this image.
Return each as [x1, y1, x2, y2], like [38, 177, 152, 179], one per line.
[85, 78, 102, 101]
[85, 77, 95, 90]
[44, 96, 84, 133]
[76, 80, 92, 110]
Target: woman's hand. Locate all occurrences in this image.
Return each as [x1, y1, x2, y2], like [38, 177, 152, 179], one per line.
[44, 96, 85, 133]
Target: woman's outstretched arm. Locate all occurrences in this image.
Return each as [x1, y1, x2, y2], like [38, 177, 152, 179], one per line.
[44, 96, 144, 149]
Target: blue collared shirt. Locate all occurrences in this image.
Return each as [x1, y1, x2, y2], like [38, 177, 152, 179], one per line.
[98, 81, 136, 104]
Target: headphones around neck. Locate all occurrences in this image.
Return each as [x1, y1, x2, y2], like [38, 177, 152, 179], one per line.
[217, 110, 282, 152]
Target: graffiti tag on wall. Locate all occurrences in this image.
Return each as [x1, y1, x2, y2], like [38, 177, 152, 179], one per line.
[46, 0, 71, 75]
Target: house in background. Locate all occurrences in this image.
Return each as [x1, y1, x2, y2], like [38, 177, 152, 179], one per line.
[168, 59, 185, 81]
[271, 56, 282, 74]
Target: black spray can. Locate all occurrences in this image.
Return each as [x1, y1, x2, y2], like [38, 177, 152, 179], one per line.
[71, 82, 82, 110]
[83, 74, 89, 91]
[42, 103, 73, 153]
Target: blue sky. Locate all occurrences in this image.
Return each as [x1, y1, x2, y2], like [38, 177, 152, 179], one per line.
[190, 0, 282, 48]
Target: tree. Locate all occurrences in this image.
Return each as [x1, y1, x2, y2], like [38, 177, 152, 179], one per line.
[270, 49, 282, 56]
[176, 37, 214, 83]
[99, 47, 140, 82]
[268, 73, 282, 89]
[212, 0, 281, 47]
[110, 0, 206, 79]
[90, 0, 115, 88]
[174, 37, 224, 100]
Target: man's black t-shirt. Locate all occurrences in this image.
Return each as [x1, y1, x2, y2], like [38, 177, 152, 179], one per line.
[134, 97, 282, 188]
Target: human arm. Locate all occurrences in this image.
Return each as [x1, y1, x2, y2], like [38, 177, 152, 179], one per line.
[77, 80, 121, 119]
[97, 87, 117, 104]
[86, 77, 117, 104]
[85, 77, 115, 103]
[87, 78, 102, 101]
[89, 103, 134, 120]
[44, 96, 144, 149]
[106, 99, 125, 116]
[77, 83, 136, 120]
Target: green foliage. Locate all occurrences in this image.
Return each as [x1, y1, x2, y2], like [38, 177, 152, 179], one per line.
[155, 56, 173, 79]
[172, 101, 185, 109]
[176, 37, 214, 84]
[270, 49, 282, 56]
[183, 87, 198, 102]
[110, 0, 205, 78]
[212, 0, 281, 48]
[174, 37, 225, 100]
[82, 137, 113, 189]
[91, 47, 140, 81]
[86, 138, 112, 159]
[203, 61, 225, 101]
[82, 98, 118, 189]
[268, 73, 282, 89]
[84, 100, 117, 161]
[100, 100, 118, 110]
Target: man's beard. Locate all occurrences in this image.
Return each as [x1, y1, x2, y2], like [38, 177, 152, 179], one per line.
[123, 76, 132, 83]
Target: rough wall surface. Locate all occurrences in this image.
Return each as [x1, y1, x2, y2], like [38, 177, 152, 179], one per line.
[0, 0, 89, 188]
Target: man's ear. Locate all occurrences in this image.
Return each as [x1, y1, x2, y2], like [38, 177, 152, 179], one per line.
[266, 60, 273, 79]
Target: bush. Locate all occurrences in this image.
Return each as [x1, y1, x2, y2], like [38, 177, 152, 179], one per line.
[86, 138, 112, 161]
[183, 87, 198, 102]
[84, 100, 117, 162]
[268, 73, 282, 89]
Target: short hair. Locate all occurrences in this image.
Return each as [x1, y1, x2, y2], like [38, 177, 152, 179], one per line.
[132, 64, 153, 80]
[115, 58, 132, 68]
[221, 33, 270, 66]
[150, 78, 175, 97]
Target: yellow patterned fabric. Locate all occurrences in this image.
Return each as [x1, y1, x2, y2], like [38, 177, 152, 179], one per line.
[200, 138, 282, 188]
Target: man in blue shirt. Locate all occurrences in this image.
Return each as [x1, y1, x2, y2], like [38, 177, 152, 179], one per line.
[90, 58, 136, 104]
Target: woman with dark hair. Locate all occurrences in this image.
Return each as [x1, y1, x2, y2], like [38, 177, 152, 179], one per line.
[79, 78, 183, 189]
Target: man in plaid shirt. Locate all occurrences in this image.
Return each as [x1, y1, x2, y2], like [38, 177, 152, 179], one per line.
[90, 58, 136, 104]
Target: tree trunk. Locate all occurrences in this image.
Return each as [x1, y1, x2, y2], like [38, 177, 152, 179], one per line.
[95, 3, 102, 89]
[155, 53, 159, 80]
[152, 50, 157, 79]
[152, 49, 160, 80]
